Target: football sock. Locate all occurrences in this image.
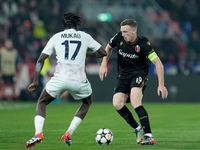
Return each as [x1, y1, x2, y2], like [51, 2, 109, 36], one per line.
[34, 115, 45, 134]
[117, 106, 139, 129]
[67, 116, 82, 136]
[136, 126, 142, 131]
[135, 105, 152, 133]
[145, 133, 153, 137]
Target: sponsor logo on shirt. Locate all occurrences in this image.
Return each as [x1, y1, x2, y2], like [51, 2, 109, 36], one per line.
[118, 49, 138, 59]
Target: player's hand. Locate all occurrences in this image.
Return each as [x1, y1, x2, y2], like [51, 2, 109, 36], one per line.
[99, 65, 108, 81]
[28, 82, 39, 93]
[157, 85, 168, 99]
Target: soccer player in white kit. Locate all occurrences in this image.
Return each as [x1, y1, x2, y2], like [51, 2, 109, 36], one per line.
[25, 13, 107, 148]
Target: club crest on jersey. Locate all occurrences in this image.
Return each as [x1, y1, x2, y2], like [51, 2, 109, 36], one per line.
[135, 45, 140, 52]
[120, 42, 123, 46]
[147, 41, 151, 45]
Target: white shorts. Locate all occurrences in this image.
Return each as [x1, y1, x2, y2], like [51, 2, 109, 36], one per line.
[45, 74, 92, 100]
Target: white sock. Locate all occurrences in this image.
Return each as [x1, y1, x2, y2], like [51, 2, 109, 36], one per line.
[145, 133, 153, 137]
[67, 116, 82, 136]
[34, 115, 45, 134]
[136, 126, 141, 131]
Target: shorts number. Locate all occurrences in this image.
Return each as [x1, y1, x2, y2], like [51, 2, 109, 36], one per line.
[136, 77, 142, 83]
[62, 40, 81, 60]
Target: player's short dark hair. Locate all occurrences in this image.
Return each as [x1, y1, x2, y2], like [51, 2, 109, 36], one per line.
[120, 19, 137, 29]
[62, 12, 81, 29]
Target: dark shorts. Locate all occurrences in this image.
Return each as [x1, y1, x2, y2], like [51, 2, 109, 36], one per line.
[113, 74, 147, 102]
[1, 75, 15, 85]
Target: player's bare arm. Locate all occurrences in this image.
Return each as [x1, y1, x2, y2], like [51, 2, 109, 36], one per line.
[86, 46, 107, 58]
[99, 44, 113, 81]
[28, 53, 49, 92]
[151, 57, 168, 99]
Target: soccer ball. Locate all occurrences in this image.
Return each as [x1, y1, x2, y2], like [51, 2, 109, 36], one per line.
[95, 128, 113, 145]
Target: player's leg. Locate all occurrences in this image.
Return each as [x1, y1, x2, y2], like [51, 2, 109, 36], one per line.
[62, 79, 93, 146]
[113, 78, 140, 130]
[62, 94, 92, 146]
[130, 87, 156, 145]
[113, 92, 143, 143]
[1, 84, 6, 105]
[25, 89, 55, 148]
[75, 94, 92, 119]
[10, 75, 17, 105]
[67, 94, 92, 135]
[113, 92, 139, 129]
[113, 78, 142, 136]
[34, 89, 55, 134]
[35, 88, 55, 117]
[1, 75, 7, 105]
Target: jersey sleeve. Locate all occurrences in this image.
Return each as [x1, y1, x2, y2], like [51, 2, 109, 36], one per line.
[142, 37, 158, 61]
[42, 35, 56, 56]
[108, 32, 121, 48]
[86, 34, 101, 51]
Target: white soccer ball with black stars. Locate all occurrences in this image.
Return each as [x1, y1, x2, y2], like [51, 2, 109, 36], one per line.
[95, 128, 113, 145]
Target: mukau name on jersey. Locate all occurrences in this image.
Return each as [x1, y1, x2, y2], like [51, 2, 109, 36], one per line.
[118, 49, 138, 59]
[61, 33, 81, 38]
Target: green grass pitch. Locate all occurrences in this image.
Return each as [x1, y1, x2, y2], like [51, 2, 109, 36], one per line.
[0, 102, 200, 150]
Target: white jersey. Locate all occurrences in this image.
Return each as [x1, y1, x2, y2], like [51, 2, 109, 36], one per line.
[42, 28, 101, 82]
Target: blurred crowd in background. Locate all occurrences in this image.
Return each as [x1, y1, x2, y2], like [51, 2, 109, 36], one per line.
[0, 0, 200, 103]
[0, 0, 200, 74]
[154, 0, 200, 75]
